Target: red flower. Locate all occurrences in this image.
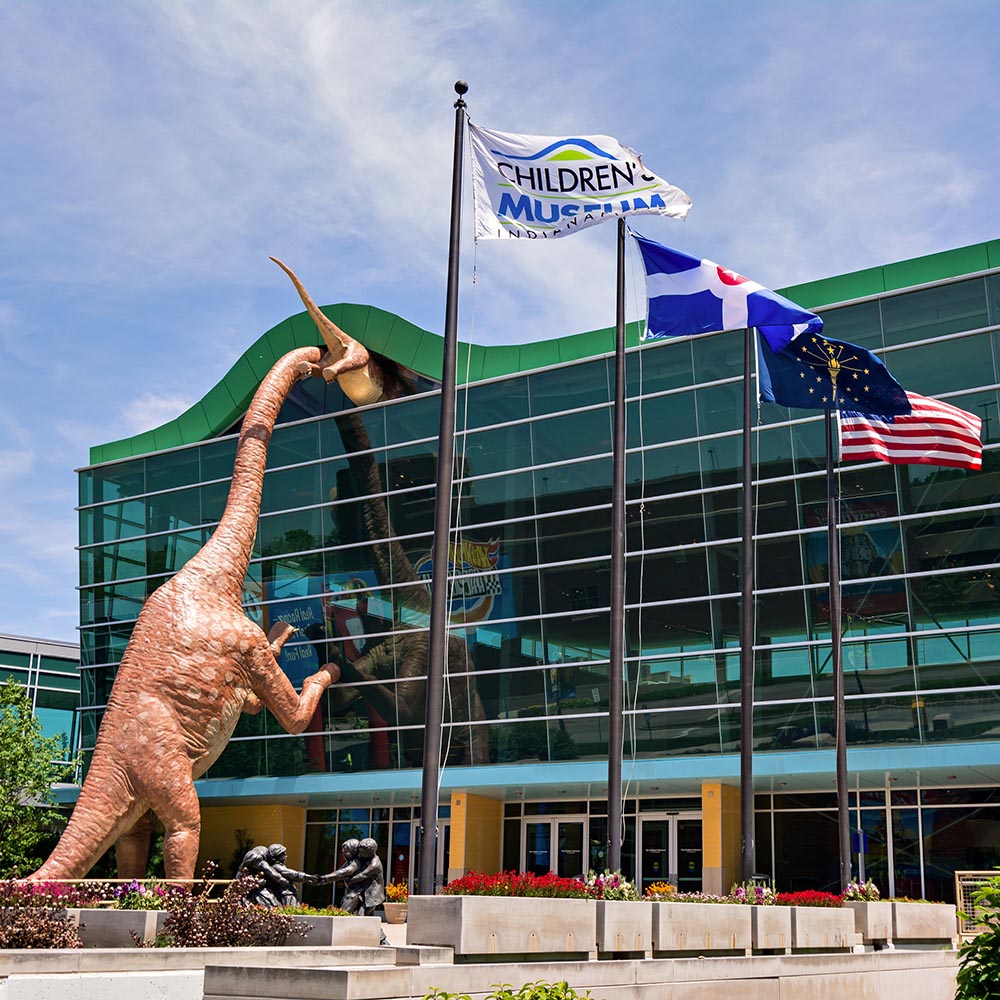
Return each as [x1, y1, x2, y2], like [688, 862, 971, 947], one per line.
[774, 890, 844, 908]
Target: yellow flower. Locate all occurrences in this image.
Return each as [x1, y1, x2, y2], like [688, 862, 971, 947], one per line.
[386, 881, 409, 902]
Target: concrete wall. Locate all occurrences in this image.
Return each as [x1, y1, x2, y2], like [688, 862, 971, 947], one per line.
[198, 804, 307, 874]
[448, 791, 502, 882]
[702, 782, 741, 895]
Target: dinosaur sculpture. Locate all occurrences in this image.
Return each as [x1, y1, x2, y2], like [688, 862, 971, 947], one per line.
[33, 258, 486, 881]
[33, 344, 346, 881]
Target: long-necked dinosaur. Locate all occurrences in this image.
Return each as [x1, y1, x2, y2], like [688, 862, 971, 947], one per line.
[33, 259, 485, 880]
[32, 344, 351, 881]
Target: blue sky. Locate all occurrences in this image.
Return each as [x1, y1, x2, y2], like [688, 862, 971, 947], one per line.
[1, 1, 997, 642]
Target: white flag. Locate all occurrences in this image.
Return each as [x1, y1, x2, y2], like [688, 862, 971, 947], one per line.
[469, 124, 691, 240]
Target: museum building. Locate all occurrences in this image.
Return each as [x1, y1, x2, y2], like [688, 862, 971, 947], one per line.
[73, 239, 1000, 904]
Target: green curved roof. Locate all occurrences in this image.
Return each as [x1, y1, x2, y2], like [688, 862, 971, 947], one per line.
[89, 237, 1000, 466]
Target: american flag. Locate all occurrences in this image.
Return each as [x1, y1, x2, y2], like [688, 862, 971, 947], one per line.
[839, 392, 983, 470]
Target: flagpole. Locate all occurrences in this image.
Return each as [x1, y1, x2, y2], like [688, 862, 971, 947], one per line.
[825, 409, 851, 889]
[607, 217, 626, 872]
[740, 327, 756, 882]
[419, 79, 467, 897]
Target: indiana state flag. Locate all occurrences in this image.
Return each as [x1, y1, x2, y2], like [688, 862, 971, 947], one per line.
[635, 234, 823, 352]
[758, 332, 911, 416]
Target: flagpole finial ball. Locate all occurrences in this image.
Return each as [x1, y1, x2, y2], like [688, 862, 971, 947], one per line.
[454, 80, 469, 96]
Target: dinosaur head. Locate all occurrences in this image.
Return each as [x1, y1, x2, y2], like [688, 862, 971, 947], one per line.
[270, 256, 386, 406]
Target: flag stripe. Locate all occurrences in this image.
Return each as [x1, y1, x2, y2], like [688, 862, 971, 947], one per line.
[839, 392, 983, 470]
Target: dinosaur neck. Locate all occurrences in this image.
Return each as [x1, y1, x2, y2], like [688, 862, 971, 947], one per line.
[191, 347, 322, 594]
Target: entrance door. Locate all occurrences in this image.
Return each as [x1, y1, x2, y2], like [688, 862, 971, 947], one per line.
[638, 814, 702, 893]
[522, 818, 587, 878]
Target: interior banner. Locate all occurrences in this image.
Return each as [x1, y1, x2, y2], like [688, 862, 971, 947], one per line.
[469, 123, 691, 240]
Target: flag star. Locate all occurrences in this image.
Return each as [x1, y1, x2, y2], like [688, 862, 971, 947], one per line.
[863, 368, 870, 375]
[864, 386, 870, 392]
[852, 373, 859, 379]
[808, 388, 814, 394]
[822, 396, 829, 403]
[799, 372, 806, 378]
[816, 376, 822, 382]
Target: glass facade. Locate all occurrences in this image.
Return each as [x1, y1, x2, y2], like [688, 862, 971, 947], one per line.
[0, 636, 80, 772]
[76, 261, 1000, 899]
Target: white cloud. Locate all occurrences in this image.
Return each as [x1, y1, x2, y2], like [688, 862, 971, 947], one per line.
[120, 391, 196, 435]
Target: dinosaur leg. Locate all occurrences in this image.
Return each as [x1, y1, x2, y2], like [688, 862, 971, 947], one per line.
[143, 759, 201, 880]
[115, 809, 154, 879]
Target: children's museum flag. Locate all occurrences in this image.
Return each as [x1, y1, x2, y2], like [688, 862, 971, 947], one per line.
[839, 392, 983, 470]
[469, 123, 691, 240]
[757, 332, 911, 416]
[634, 234, 823, 352]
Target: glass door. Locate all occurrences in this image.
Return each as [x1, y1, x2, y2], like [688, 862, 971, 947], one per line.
[524, 821, 552, 875]
[557, 821, 585, 878]
[638, 813, 702, 892]
[639, 818, 671, 893]
[522, 817, 587, 877]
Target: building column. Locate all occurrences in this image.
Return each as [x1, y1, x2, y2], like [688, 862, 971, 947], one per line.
[198, 804, 308, 875]
[701, 782, 741, 895]
[448, 791, 502, 883]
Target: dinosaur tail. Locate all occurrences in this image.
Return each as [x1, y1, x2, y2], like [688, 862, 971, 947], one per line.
[29, 753, 148, 881]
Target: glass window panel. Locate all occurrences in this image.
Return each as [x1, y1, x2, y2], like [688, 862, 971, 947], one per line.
[529, 358, 609, 416]
[537, 508, 609, 563]
[146, 447, 200, 494]
[628, 441, 702, 497]
[459, 375, 530, 430]
[921, 806, 1000, 902]
[146, 488, 200, 536]
[627, 391, 697, 449]
[891, 808, 923, 899]
[631, 704, 733, 758]
[147, 528, 206, 577]
[791, 418, 827, 475]
[465, 470, 537, 524]
[322, 408, 386, 456]
[89, 461, 145, 503]
[704, 484, 740, 539]
[262, 466, 323, 515]
[988, 273, 1000, 327]
[531, 409, 611, 465]
[385, 393, 441, 446]
[629, 338, 695, 394]
[535, 458, 611, 506]
[199, 437, 238, 481]
[905, 509, 1000, 574]
[755, 424, 794, 482]
[882, 278, 988, 347]
[884, 333, 994, 397]
[701, 437, 740, 488]
[902, 437, 1000, 516]
[757, 589, 808, 640]
[911, 569, 1000, 628]
[626, 492, 705, 551]
[756, 537, 804, 590]
[691, 330, 742, 381]
[267, 420, 319, 469]
[819, 300, 884, 351]
[628, 549, 709, 603]
[629, 599, 716, 652]
[696, 383, 741, 436]
[755, 479, 799, 535]
[459, 422, 534, 478]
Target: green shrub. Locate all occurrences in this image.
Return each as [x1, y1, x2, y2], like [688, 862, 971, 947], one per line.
[957, 874, 1000, 999]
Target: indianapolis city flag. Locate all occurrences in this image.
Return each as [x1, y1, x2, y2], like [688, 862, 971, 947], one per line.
[839, 392, 983, 470]
[634, 234, 823, 352]
[469, 124, 691, 240]
[757, 332, 911, 416]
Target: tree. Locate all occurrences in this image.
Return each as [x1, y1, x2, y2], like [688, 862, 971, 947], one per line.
[0, 679, 75, 876]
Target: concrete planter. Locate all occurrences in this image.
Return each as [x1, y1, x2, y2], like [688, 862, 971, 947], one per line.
[382, 902, 408, 925]
[651, 901, 751, 954]
[892, 902, 958, 945]
[406, 895, 595, 958]
[845, 900, 893, 944]
[595, 899, 652, 954]
[790, 906, 855, 950]
[293, 914, 382, 946]
[65, 907, 378, 948]
[750, 904, 792, 952]
[66, 907, 168, 947]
